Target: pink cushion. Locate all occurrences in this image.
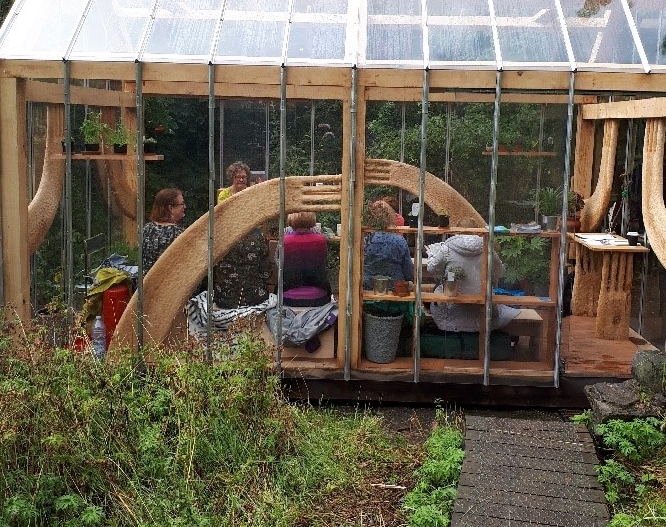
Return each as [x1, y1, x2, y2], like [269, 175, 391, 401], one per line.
[283, 286, 328, 301]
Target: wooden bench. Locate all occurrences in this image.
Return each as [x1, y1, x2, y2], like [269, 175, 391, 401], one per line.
[503, 308, 543, 356]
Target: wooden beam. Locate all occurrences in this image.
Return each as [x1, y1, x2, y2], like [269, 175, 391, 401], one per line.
[366, 87, 592, 104]
[582, 97, 666, 120]
[0, 78, 30, 322]
[141, 80, 348, 100]
[25, 80, 134, 106]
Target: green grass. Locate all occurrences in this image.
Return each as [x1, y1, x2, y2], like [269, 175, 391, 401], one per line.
[0, 313, 416, 527]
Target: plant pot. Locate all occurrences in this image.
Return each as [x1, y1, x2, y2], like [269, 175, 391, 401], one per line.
[541, 214, 559, 231]
[363, 311, 403, 363]
[408, 215, 419, 228]
[563, 216, 581, 232]
[61, 140, 75, 153]
[443, 280, 458, 297]
[113, 143, 128, 154]
[144, 142, 157, 154]
[84, 143, 100, 153]
[438, 215, 450, 228]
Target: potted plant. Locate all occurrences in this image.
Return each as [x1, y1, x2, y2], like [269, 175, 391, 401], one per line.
[443, 265, 466, 297]
[106, 122, 133, 154]
[79, 111, 103, 153]
[565, 190, 585, 231]
[495, 236, 550, 296]
[533, 186, 562, 231]
[143, 136, 157, 154]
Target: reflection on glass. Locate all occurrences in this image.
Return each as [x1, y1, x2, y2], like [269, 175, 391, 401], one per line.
[216, 20, 285, 58]
[494, 0, 568, 63]
[367, 25, 423, 61]
[72, 0, 154, 57]
[628, 2, 666, 66]
[144, 0, 224, 57]
[560, 0, 642, 66]
[288, 23, 345, 60]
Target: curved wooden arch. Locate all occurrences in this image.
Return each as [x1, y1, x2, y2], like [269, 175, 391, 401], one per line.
[28, 104, 65, 254]
[642, 118, 666, 268]
[97, 160, 137, 220]
[110, 159, 484, 352]
[580, 119, 619, 232]
[364, 159, 486, 227]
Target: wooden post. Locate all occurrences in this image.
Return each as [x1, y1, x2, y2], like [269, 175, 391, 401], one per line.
[0, 78, 31, 324]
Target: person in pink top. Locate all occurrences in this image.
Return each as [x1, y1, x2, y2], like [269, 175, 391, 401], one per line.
[278, 212, 331, 307]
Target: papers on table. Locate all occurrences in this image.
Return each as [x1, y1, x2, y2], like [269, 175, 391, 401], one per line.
[574, 233, 628, 246]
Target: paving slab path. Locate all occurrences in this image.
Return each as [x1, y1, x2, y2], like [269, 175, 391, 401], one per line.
[452, 413, 609, 527]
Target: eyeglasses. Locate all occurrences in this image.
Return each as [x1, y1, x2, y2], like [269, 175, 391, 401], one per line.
[172, 202, 185, 207]
[233, 174, 247, 181]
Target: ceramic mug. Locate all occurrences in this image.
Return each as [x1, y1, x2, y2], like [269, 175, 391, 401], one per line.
[336, 223, 342, 236]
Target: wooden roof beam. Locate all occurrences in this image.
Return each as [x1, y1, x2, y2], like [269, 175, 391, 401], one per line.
[582, 97, 666, 120]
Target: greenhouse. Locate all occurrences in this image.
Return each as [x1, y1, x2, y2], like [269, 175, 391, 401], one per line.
[1, 0, 666, 402]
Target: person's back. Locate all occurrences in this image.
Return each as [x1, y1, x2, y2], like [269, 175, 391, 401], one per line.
[427, 230, 518, 332]
[280, 212, 331, 306]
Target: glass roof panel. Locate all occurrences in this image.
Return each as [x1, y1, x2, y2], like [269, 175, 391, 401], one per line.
[142, 0, 224, 61]
[494, 0, 569, 65]
[69, 0, 154, 61]
[0, 0, 88, 60]
[292, 0, 349, 14]
[225, 0, 289, 12]
[365, 0, 422, 62]
[427, 0, 495, 63]
[628, 1, 666, 67]
[287, 21, 346, 61]
[215, 18, 286, 61]
[560, 0, 642, 69]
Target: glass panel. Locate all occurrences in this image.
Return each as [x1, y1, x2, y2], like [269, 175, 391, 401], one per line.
[293, 0, 349, 14]
[367, 24, 422, 61]
[288, 22, 346, 60]
[426, 0, 491, 17]
[216, 19, 285, 59]
[143, 0, 224, 58]
[0, 0, 88, 59]
[368, 0, 421, 16]
[629, 1, 666, 66]
[494, 0, 568, 63]
[560, 0, 642, 67]
[428, 0, 494, 62]
[70, 0, 154, 59]
[225, 0, 289, 12]
[429, 26, 494, 62]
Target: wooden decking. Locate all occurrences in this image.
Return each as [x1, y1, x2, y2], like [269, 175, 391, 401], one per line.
[452, 414, 609, 526]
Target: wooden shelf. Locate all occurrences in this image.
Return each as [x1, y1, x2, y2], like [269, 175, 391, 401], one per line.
[493, 295, 556, 306]
[482, 151, 556, 157]
[52, 153, 164, 161]
[421, 292, 485, 304]
[363, 292, 415, 302]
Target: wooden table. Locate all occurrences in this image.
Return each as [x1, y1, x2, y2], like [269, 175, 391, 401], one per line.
[569, 233, 649, 340]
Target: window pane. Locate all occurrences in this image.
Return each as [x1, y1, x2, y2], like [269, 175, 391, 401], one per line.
[288, 22, 346, 60]
[144, 0, 224, 59]
[628, 1, 666, 66]
[70, 0, 154, 59]
[560, 0, 642, 67]
[216, 19, 285, 59]
[494, 0, 568, 64]
[368, 24, 423, 61]
[0, 0, 88, 59]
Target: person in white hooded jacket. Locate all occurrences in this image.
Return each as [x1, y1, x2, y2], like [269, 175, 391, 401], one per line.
[426, 228, 519, 333]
